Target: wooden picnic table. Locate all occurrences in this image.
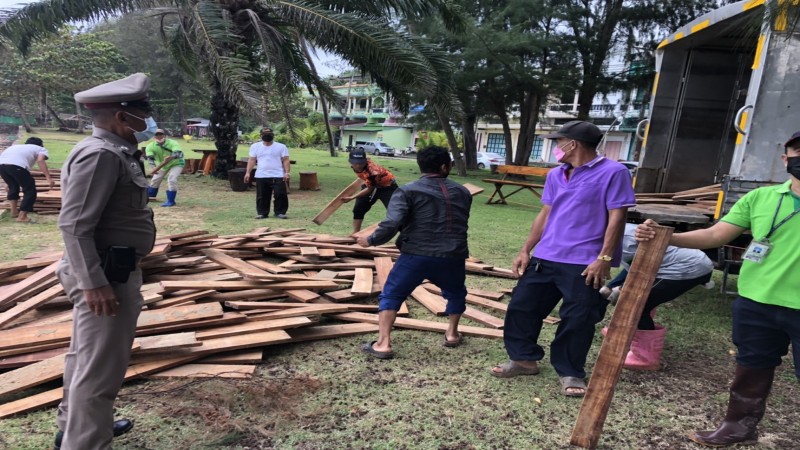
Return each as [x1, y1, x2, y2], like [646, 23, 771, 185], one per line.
[192, 148, 217, 176]
[483, 165, 551, 205]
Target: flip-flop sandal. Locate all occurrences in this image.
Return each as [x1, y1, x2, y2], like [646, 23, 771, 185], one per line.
[443, 332, 463, 348]
[490, 360, 540, 378]
[559, 376, 587, 397]
[360, 341, 394, 360]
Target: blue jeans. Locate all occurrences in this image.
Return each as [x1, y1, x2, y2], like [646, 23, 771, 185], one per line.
[504, 258, 608, 379]
[733, 296, 800, 379]
[379, 253, 467, 315]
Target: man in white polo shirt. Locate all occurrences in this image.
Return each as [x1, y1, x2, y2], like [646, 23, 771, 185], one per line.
[0, 137, 54, 222]
[244, 127, 290, 219]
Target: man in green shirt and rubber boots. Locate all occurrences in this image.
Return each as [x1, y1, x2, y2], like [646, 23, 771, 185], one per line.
[636, 131, 800, 448]
[145, 129, 184, 207]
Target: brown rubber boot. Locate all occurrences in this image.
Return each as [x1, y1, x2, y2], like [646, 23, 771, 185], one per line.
[688, 365, 775, 447]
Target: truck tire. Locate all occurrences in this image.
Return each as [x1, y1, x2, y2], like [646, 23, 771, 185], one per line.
[373, 149, 380, 156]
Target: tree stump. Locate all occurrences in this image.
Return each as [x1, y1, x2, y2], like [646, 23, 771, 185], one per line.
[227, 168, 249, 192]
[299, 172, 320, 191]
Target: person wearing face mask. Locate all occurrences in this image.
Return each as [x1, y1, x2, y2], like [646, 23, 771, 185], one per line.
[490, 120, 636, 398]
[355, 146, 472, 358]
[244, 127, 290, 219]
[144, 129, 184, 207]
[340, 148, 398, 233]
[636, 132, 800, 448]
[53, 73, 157, 449]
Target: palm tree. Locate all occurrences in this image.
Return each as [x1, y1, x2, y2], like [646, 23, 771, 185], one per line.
[0, 0, 463, 177]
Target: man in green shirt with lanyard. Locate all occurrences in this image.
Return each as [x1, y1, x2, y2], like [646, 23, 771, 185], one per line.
[636, 132, 800, 447]
[145, 129, 185, 207]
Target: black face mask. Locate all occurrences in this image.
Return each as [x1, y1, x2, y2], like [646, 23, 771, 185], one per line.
[262, 134, 274, 142]
[788, 156, 800, 179]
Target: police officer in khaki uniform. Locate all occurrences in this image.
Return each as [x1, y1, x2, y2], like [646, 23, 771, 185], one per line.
[55, 73, 157, 450]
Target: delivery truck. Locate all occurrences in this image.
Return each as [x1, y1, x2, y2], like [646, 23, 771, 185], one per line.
[633, 0, 798, 291]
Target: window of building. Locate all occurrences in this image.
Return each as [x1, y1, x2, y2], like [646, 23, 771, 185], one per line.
[530, 136, 544, 161]
[486, 133, 506, 155]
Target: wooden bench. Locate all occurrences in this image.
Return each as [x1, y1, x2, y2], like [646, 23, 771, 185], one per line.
[482, 165, 552, 205]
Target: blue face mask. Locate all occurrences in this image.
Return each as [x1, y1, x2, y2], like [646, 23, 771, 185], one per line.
[126, 112, 158, 143]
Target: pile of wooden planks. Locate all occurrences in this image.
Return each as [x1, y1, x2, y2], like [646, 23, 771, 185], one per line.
[0, 169, 62, 215]
[635, 184, 721, 215]
[0, 227, 524, 419]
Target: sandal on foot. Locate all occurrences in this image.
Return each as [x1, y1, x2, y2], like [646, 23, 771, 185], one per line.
[559, 376, 587, 397]
[490, 360, 540, 378]
[360, 341, 394, 360]
[443, 332, 463, 348]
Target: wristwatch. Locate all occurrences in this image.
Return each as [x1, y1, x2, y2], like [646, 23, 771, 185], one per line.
[597, 255, 613, 262]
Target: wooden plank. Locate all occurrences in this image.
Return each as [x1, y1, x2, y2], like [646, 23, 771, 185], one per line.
[324, 289, 370, 302]
[226, 301, 378, 312]
[159, 280, 340, 291]
[300, 247, 320, 257]
[148, 363, 256, 379]
[0, 260, 60, 309]
[333, 312, 503, 339]
[134, 332, 201, 353]
[570, 225, 673, 449]
[312, 178, 363, 225]
[248, 259, 290, 274]
[0, 284, 63, 329]
[198, 349, 263, 364]
[351, 268, 374, 295]
[318, 248, 337, 259]
[0, 353, 66, 396]
[147, 289, 216, 309]
[287, 323, 380, 342]
[351, 222, 379, 240]
[247, 305, 350, 320]
[134, 312, 247, 336]
[0, 355, 198, 419]
[373, 257, 408, 316]
[194, 316, 313, 340]
[410, 286, 447, 315]
[285, 289, 320, 302]
[0, 346, 68, 370]
[201, 248, 276, 280]
[205, 289, 287, 302]
[462, 183, 485, 196]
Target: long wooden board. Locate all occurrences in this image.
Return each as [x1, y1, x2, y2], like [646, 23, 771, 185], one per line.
[287, 323, 380, 342]
[570, 225, 673, 449]
[312, 179, 362, 225]
[148, 363, 256, 379]
[351, 268, 374, 295]
[0, 284, 64, 329]
[0, 260, 60, 309]
[333, 312, 503, 339]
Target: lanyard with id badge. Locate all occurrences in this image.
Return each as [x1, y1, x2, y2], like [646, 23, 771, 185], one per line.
[742, 195, 800, 263]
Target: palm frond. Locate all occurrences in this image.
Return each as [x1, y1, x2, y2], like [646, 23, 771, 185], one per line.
[314, 0, 466, 32]
[274, 0, 440, 104]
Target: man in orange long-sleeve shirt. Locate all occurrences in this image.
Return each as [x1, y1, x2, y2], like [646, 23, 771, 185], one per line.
[342, 149, 398, 233]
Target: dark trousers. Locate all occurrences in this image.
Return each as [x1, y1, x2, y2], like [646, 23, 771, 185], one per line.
[0, 164, 36, 212]
[255, 177, 288, 216]
[733, 296, 800, 379]
[607, 269, 712, 330]
[353, 183, 397, 220]
[504, 257, 608, 379]
[378, 253, 467, 315]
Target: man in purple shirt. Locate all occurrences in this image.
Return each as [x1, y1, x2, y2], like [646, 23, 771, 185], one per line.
[490, 121, 636, 397]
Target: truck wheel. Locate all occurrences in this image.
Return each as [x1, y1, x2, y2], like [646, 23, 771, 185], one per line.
[373, 149, 380, 156]
[358, 147, 365, 152]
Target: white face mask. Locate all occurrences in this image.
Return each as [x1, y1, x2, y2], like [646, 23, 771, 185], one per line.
[126, 112, 159, 143]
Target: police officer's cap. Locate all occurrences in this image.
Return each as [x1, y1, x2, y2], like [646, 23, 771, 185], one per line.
[74, 73, 152, 112]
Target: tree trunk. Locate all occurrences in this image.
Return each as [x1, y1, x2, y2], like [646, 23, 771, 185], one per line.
[38, 87, 47, 126]
[176, 88, 186, 134]
[435, 106, 465, 176]
[210, 85, 240, 179]
[497, 110, 514, 165]
[514, 91, 541, 166]
[462, 114, 478, 170]
[300, 40, 336, 156]
[74, 99, 85, 134]
[16, 91, 32, 133]
[45, 103, 67, 129]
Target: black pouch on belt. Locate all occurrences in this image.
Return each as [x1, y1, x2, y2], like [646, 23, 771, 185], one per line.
[102, 246, 136, 283]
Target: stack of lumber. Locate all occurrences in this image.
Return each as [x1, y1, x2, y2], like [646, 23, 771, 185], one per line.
[0, 169, 62, 215]
[0, 227, 525, 419]
[634, 184, 720, 215]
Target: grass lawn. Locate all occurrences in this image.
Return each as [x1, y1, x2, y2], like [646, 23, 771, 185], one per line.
[0, 129, 798, 449]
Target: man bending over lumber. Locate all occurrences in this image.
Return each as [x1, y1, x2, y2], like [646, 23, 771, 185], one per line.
[356, 146, 472, 358]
